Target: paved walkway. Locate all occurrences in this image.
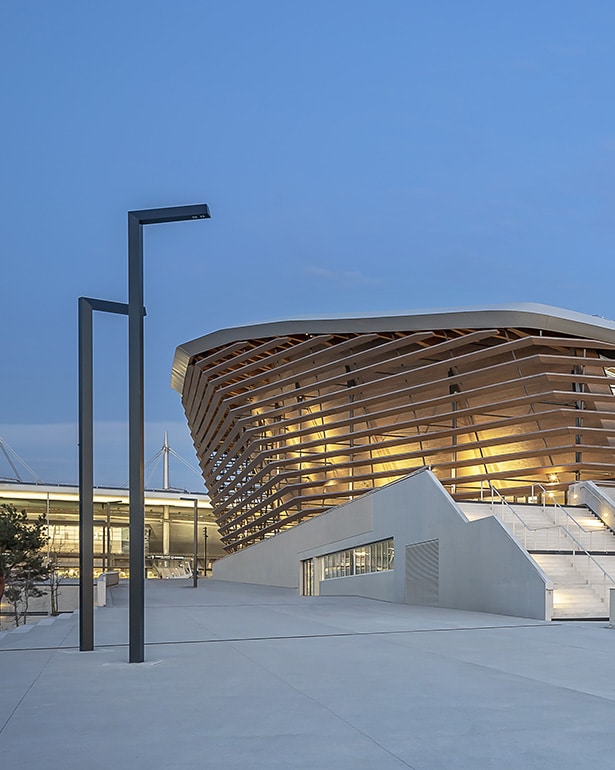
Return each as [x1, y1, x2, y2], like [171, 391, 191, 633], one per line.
[1, 579, 615, 769]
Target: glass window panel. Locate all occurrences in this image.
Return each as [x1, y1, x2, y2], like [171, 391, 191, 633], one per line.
[321, 538, 395, 579]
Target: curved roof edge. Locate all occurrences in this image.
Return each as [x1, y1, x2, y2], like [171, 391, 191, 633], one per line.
[171, 303, 615, 393]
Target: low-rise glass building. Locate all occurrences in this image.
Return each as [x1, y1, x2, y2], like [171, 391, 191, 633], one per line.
[0, 482, 222, 577]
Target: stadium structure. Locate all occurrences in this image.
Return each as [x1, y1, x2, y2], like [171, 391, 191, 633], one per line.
[0, 435, 223, 579]
[171, 304, 615, 620]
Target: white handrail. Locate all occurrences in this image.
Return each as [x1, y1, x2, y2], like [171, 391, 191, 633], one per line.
[485, 485, 564, 550]
[535, 482, 590, 530]
[535, 482, 615, 553]
[485, 483, 615, 592]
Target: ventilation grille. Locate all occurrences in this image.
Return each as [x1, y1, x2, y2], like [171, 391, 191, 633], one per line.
[405, 539, 439, 606]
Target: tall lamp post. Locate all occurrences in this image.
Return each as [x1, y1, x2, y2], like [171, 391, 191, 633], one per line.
[180, 496, 200, 588]
[128, 204, 210, 662]
[104, 501, 122, 573]
[78, 204, 210, 662]
[203, 526, 208, 576]
[79, 298, 129, 652]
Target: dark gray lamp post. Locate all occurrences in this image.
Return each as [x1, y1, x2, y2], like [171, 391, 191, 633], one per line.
[203, 526, 208, 576]
[104, 500, 122, 572]
[180, 496, 200, 588]
[78, 204, 210, 662]
[79, 298, 129, 652]
[128, 204, 210, 662]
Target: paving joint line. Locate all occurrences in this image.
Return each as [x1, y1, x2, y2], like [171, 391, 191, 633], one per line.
[224, 630, 421, 770]
[0, 621, 556, 652]
[0, 621, 74, 736]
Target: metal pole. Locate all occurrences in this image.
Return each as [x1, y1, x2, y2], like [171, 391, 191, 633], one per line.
[78, 206, 208, 660]
[162, 432, 170, 558]
[78, 297, 94, 651]
[203, 526, 208, 576]
[126, 204, 210, 661]
[163, 431, 169, 489]
[193, 499, 199, 588]
[128, 212, 145, 663]
[78, 299, 129, 653]
[105, 502, 111, 573]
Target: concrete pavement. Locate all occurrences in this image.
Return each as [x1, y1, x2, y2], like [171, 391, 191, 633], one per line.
[1, 579, 615, 769]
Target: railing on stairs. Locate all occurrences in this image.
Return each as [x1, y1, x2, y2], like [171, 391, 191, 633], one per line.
[480, 482, 615, 604]
[533, 482, 611, 553]
[569, 480, 615, 537]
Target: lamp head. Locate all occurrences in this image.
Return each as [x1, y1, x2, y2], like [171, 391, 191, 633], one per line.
[129, 204, 211, 226]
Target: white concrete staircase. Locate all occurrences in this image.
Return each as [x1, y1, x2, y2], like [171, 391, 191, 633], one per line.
[531, 554, 609, 619]
[460, 500, 615, 619]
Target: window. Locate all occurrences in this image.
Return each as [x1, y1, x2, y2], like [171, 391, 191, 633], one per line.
[321, 538, 394, 580]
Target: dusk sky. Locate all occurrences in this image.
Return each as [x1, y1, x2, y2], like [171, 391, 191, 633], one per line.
[2, 1, 615, 490]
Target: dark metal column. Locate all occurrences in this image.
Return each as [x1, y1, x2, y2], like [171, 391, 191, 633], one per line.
[78, 298, 94, 651]
[78, 203, 210, 662]
[105, 503, 111, 573]
[203, 526, 208, 576]
[78, 298, 129, 652]
[128, 213, 145, 663]
[127, 204, 210, 662]
[193, 499, 199, 588]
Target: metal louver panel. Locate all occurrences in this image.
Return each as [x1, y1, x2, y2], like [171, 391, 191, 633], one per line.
[405, 539, 439, 606]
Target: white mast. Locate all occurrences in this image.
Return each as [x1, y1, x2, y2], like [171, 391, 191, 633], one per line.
[162, 431, 170, 490]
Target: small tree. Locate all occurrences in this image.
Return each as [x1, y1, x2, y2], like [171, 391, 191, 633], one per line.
[47, 557, 62, 616]
[4, 560, 48, 627]
[42, 521, 68, 616]
[0, 504, 49, 626]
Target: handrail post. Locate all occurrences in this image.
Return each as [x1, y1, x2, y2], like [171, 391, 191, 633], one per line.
[588, 554, 590, 582]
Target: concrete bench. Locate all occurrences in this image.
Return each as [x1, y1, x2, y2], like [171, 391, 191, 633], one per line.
[95, 571, 120, 606]
[100, 571, 120, 586]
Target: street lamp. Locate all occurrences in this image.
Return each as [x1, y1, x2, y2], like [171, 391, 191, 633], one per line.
[104, 501, 122, 573]
[79, 298, 129, 652]
[203, 526, 208, 576]
[180, 496, 200, 588]
[78, 204, 210, 662]
[128, 204, 210, 662]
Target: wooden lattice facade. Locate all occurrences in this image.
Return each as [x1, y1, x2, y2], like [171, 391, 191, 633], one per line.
[173, 306, 615, 552]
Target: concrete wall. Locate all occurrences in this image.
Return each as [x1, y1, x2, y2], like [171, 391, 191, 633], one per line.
[213, 469, 551, 619]
[213, 493, 375, 588]
[319, 570, 395, 602]
[569, 481, 615, 534]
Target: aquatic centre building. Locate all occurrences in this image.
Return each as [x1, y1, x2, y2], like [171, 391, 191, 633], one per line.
[171, 304, 615, 618]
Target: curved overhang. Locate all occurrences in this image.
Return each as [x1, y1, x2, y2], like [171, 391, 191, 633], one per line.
[171, 303, 615, 393]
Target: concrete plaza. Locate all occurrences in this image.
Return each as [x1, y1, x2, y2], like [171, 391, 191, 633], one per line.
[1, 579, 615, 769]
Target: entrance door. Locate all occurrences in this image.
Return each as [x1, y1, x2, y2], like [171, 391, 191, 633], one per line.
[301, 559, 314, 596]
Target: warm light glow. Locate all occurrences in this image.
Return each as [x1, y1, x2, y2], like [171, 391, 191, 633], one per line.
[183, 321, 615, 552]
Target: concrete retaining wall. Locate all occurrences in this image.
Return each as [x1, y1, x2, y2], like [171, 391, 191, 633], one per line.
[213, 470, 551, 619]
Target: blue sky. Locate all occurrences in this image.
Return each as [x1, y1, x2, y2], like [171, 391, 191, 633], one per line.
[2, 1, 615, 489]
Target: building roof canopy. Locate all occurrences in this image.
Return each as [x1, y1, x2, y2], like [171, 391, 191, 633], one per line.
[172, 303, 615, 392]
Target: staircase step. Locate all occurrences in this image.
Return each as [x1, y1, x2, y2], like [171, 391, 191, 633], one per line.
[0, 612, 76, 649]
[459, 500, 615, 619]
